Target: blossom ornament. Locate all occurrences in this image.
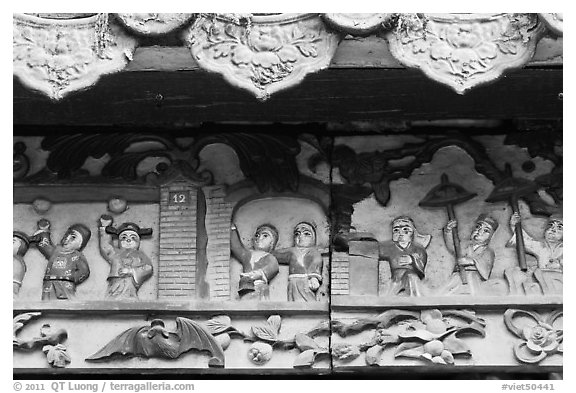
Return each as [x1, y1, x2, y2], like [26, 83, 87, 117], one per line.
[387, 13, 545, 94]
[13, 13, 137, 100]
[185, 13, 342, 100]
[504, 309, 563, 364]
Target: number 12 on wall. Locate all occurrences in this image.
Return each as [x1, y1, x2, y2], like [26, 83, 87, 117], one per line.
[168, 191, 190, 205]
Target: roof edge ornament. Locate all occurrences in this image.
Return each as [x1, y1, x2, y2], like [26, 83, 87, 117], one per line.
[13, 13, 558, 100]
[13, 13, 138, 101]
[183, 13, 343, 101]
[386, 13, 545, 94]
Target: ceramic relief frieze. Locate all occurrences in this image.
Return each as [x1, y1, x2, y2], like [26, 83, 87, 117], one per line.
[13, 13, 138, 100]
[114, 13, 195, 35]
[13, 132, 332, 303]
[13, 127, 562, 373]
[184, 13, 342, 100]
[538, 13, 563, 36]
[386, 13, 545, 94]
[327, 131, 562, 299]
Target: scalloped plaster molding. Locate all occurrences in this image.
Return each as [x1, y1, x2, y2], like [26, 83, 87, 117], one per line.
[184, 13, 343, 100]
[13, 13, 558, 100]
[386, 13, 545, 94]
[13, 13, 138, 100]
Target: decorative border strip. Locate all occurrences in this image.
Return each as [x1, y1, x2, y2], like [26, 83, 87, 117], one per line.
[13, 13, 562, 100]
[13, 300, 329, 315]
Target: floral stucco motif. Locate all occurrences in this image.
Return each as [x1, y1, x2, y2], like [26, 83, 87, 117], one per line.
[504, 309, 563, 364]
[387, 13, 545, 94]
[204, 315, 330, 368]
[332, 309, 486, 366]
[13, 13, 137, 100]
[185, 14, 342, 100]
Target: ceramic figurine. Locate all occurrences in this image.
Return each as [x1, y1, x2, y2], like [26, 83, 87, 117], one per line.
[378, 216, 431, 297]
[230, 223, 280, 300]
[505, 213, 563, 295]
[274, 222, 323, 302]
[437, 214, 501, 295]
[13, 231, 31, 295]
[33, 219, 91, 300]
[98, 215, 154, 299]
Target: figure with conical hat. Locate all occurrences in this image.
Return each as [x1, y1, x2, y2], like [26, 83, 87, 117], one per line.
[230, 223, 280, 300]
[98, 215, 154, 299]
[378, 216, 431, 297]
[437, 214, 502, 295]
[274, 222, 323, 302]
[33, 219, 91, 300]
[505, 213, 563, 295]
[13, 231, 31, 296]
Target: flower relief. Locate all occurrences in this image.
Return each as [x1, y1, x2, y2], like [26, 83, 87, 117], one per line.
[14, 24, 94, 90]
[504, 309, 563, 364]
[13, 14, 137, 100]
[332, 309, 486, 366]
[389, 14, 542, 93]
[204, 315, 330, 368]
[429, 23, 499, 76]
[200, 17, 322, 88]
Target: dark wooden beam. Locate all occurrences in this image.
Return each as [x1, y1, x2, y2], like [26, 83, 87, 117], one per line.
[14, 67, 562, 126]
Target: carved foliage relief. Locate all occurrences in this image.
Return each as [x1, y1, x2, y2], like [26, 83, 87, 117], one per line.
[332, 309, 486, 366]
[205, 315, 330, 368]
[13, 13, 138, 100]
[386, 13, 545, 93]
[185, 14, 342, 100]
